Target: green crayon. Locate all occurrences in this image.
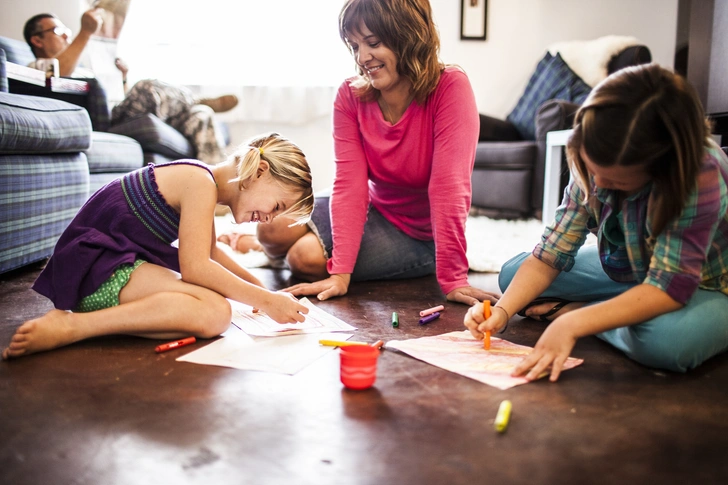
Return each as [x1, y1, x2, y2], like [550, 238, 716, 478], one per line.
[392, 312, 399, 328]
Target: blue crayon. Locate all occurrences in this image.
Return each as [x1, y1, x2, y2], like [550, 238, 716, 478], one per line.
[418, 311, 441, 325]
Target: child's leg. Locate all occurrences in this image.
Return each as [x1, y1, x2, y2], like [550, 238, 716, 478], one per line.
[2, 263, 231, 360]
[498, 245, 637, 301]
[597, 290, 728, 372]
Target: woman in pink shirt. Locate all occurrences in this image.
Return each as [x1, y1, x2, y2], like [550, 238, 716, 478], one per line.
[256, 0, 498, 306]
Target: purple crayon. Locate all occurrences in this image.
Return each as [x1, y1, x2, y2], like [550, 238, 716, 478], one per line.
[418, 311, 441, 325]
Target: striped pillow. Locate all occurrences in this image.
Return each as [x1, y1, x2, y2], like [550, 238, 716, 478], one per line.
[507, 52, 591, 140]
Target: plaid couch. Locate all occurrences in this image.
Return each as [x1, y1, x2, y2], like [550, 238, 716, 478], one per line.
[0, 48, 143, 274]
[0, 34, 215, 166]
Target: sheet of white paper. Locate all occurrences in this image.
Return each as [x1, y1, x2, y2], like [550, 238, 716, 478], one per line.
[385, 330, 584, 390]
[79, 36, 125, 106]
[230, 297, 356, 336]
[176, 326, 353, 375]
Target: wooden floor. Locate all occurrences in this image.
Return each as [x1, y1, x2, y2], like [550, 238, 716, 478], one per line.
[1, 261, 727, 485]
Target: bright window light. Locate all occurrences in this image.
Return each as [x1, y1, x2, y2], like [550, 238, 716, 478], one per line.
[118, 0, 355, 86]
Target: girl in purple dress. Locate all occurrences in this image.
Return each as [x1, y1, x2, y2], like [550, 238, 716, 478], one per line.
[3, 132, 313, 360]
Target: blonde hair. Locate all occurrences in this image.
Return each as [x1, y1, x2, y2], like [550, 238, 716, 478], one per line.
[567, 63, 710, 236]
[339, 0, 444, 104]
[230, 132, 313, 225]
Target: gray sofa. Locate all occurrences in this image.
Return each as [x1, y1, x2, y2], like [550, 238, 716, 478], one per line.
[472, 45, 652, 219]
[0, 48, 143, 274]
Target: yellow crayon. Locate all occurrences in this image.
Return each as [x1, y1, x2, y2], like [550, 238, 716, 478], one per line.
[494, 400, 512, 433]
[318, 339, 368, 347]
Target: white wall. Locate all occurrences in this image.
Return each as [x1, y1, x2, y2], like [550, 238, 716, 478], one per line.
[432, 0, 678, 118]
[2, 0, 679, 191]
[0, 1, 88, 42]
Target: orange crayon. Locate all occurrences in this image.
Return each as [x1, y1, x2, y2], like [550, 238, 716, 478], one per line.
[155, 336, 196, 353]
[483, 301, 491, 350]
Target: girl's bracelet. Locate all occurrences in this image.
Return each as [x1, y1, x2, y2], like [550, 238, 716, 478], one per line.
[494, 305, 510, 333]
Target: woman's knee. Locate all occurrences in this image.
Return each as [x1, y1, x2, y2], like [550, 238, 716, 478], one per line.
[286, 236, 327, 279]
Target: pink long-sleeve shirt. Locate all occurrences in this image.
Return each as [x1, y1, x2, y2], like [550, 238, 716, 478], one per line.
[328, 67, 479, 295]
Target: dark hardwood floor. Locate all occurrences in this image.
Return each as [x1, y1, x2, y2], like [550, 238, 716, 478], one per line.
[1, 261, 727, 485]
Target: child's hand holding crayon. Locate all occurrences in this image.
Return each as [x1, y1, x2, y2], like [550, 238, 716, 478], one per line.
[463, 300, 509, 343]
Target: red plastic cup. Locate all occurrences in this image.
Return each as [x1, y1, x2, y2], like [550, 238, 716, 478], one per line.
[339, 345, 380, 390]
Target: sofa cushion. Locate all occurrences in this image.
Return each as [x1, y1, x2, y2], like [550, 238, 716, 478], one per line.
[143, 151, 176, 166]
[0, 35, 35, 67]
[0, 92, 92, 154]
[86, 131, 144, 174]
[109, 113, 194, 159]
[471, 167, 533, 215]
[0, 48, 8, 93]
[474, 141, 537, 170]
[478, 113, 522, 142]
[506, 53, 591, 141]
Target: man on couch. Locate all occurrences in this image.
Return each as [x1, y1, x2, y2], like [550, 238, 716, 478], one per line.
[24, 7, 237, 164]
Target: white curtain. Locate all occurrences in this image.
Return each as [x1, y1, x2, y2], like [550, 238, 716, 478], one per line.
[116, 0, 355, 123]
[117, 0, 353, 86]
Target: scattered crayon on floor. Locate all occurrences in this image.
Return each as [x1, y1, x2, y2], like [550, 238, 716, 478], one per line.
[420, 304, 444, 317]
[419, 312, 440, 325]
[494, 400, 512, 433]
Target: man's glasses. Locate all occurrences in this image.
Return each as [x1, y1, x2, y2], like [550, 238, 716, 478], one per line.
[32, 26, 71, 38]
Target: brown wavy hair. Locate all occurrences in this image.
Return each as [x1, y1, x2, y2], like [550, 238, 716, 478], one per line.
[567, 63, 711, 236]
[338, 0, 444, 104]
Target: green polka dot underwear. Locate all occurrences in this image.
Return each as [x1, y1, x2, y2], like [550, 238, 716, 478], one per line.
[75, 260, 145, 313]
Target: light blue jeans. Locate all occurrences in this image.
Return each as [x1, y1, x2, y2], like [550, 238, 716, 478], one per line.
[309, 193, 435, 282]
[498, 245, 728, 372]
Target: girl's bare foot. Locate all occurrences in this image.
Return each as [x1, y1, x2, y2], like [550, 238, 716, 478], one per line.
[2, 310, 78, 360]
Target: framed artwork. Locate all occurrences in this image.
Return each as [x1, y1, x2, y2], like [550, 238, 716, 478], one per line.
[460, 0, 487, 41]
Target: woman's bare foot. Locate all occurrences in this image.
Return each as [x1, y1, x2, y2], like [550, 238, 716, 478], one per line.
[217, 232, 263, 253]
[2, 310, 79, 360]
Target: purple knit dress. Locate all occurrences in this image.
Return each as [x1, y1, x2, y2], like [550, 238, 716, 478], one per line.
[33, 160, 215, 310]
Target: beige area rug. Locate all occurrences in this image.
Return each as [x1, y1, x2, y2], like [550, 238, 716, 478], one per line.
[214, 215, 595, 273]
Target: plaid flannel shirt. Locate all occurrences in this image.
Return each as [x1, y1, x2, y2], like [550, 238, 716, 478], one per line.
[533, 143, 728, 304]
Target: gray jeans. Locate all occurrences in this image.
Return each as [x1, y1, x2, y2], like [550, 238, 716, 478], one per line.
[309, 193, 435, 282]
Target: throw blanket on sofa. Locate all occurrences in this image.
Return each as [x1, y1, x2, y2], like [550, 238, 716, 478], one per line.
[548, 35, 641, 88]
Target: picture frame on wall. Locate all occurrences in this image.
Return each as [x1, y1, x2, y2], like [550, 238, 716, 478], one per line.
[460, 0, 487, 41]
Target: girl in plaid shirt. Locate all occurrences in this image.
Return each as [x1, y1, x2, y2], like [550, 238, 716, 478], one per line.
[465, 64, 728, 381]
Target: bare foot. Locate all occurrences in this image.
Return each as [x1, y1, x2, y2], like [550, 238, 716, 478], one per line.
[217, 232, 263, 253]
[2, 310, 78, 360]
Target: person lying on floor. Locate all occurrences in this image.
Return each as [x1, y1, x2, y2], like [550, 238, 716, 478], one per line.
[465, 63, 728, 380]
[24, 8, 238, 164]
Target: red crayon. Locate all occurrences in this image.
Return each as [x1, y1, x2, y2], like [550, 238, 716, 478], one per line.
[155, 336, 196, 353]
